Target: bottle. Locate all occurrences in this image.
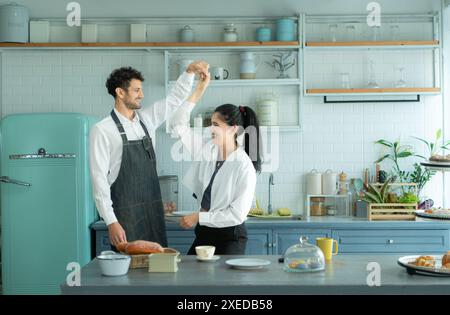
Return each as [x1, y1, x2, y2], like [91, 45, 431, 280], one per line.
[223, 24, 238, 42]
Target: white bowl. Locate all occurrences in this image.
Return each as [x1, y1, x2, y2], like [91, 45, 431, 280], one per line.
[97, 251, 131, 276]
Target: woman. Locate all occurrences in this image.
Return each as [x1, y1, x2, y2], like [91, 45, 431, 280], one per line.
[169, 71, 262, 255]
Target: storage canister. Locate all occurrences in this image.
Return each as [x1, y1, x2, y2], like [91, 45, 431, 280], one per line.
[223, 24, 238, 42]
[180, 25, 195, 42]
[310, 197, 326, 216]
[322, 169, 338, 195]
[276, 18, 295, 41]
[256, 26, 271, 41]
[306, 169, 322, 195]
[0, 3, 29, 43]
[256, 94, 278, 126]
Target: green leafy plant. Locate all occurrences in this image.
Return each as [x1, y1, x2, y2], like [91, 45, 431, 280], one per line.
[361, 178, 393, 204]
[398, 192, 420, 204]
[405, 162, 435, 197]
[412, 129, 450, 158]
[375, 139, 417, 183]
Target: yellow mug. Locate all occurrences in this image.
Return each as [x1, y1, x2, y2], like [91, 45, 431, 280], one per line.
[316, 237, 338, 260]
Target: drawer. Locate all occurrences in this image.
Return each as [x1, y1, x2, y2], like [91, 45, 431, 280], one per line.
[333, 229, 449, 253]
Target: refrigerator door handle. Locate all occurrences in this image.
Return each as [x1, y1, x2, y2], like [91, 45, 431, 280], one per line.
[0, 176, 32, 187]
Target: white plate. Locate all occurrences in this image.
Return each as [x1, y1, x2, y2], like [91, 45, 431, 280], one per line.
[197, 255, 221, 262]
[421, 162, 450, 171]
[415, 210, 450, 220]
[225, 258, 271, 270]
[397, 255, 450, 276]
[168, 211, 196, 216]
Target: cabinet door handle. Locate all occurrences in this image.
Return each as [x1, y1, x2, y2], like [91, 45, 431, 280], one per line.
[272, 243, 277, 248]
[388, 239, 394, 244]
[267, 243, 272, 248]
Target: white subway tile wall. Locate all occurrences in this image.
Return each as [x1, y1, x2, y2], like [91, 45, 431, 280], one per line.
[0, 50, 445, 214]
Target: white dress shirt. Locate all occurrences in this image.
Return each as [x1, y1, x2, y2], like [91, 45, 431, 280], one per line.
[169, 102, 257, 228]
[89, 72, 194, 225]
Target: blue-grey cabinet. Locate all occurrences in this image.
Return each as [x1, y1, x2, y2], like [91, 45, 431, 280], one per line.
[332, 229, 450, 254]
[274, 229, 332, 255]
[246, 230, 272, 255]
[93, 220, 450, 256]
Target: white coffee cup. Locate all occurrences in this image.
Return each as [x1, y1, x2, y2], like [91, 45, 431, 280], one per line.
[195, 245, 215, 259]
[211, 67, 229, 80]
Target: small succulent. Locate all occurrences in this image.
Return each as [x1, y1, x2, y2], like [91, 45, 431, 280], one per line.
[361, 177, 394, 204]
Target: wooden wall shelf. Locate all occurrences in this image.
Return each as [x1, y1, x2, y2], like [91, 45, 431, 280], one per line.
[0, 41, 299, 48]
[306, 88, 441, 94]
[306, 40, 439, 47]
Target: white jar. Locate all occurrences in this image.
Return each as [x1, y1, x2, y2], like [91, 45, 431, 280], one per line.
[306, 169, 322, 195]
[322, 169, 338, 195]
[256, 94, 278, 126]
[223, 24, 238, 42]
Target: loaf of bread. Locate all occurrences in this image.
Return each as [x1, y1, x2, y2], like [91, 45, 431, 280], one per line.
[116, 240, 164, 255]
[442, 251, 450, 266]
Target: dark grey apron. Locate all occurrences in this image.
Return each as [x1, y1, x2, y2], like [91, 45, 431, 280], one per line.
[188, 160, 247, 255]
[110, 110, 167, 247]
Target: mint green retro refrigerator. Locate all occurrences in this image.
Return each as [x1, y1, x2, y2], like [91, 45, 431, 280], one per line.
[0, 113, 98, 294]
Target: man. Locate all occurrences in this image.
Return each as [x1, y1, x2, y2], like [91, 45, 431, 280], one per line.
[90, 62, 208, 247]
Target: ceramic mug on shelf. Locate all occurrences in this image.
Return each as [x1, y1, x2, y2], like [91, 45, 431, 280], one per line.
[211, 67, 229, 80]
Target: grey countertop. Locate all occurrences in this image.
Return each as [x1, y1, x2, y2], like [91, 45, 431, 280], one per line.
[61, 255, 450, 295]
[91, 216, 450, 231]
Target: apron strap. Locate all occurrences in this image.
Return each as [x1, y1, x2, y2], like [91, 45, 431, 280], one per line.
[110, 110, 128, 143]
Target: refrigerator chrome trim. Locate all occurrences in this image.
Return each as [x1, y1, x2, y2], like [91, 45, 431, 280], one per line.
[0, 176, 31, 186]
[9, 153, 76, 159]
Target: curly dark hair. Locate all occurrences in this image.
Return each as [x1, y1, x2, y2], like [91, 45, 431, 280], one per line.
[105, 67, 145, 98]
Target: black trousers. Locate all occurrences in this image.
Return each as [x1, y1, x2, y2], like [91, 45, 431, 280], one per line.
[187, 223, 248, 255]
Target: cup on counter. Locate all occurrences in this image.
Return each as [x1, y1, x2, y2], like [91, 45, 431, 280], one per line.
[316, 238, 338, 261]
[195, 246, 215, 259]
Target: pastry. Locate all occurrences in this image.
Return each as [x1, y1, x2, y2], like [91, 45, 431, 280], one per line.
[443, 263, 450, 269]
[442, 251, 450, 266]
[429, 154, 450, 162]
[413, 255, 435, 267]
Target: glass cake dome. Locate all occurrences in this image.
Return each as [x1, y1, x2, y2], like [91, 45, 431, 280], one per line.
[283, 236, 325, 273]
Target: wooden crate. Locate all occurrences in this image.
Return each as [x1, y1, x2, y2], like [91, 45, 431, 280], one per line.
[368, 203, 418, 221]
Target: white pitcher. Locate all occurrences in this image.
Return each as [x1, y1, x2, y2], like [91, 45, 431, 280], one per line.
[240, 52, 260, 79]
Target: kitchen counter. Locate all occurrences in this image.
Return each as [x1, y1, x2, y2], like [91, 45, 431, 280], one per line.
[61, 255, 450, 295]
[92, 216, 450, 230]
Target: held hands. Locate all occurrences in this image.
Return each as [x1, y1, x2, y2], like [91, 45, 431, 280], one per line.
[108, 222, 127, 246]
[186, 60, 209, 78]
[179, 212, 199, 229]
[187, 68, 210, 104]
